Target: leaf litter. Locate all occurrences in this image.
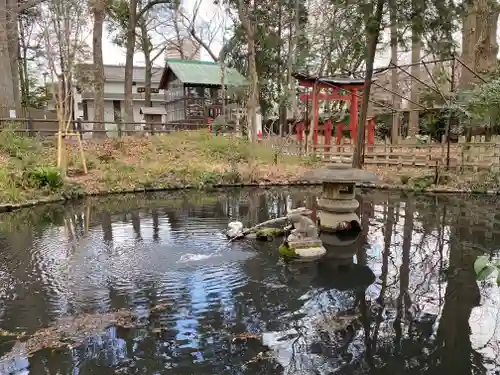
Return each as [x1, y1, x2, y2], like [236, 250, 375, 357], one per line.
[0, 309, 135, 362]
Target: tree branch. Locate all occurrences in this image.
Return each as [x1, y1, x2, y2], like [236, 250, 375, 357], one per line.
[188, 26, 218, 61]
[17, 0, 45, 13]
[177, 5, 219, 62]
[136, 0, 172, 20]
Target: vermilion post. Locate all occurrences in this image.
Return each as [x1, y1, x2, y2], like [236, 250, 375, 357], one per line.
[349, 89, 359, 143]
[324, 119, 332, 152]
[312, 84, 320, 150]
[335, 123, 343, 145]
[296, 122, 304, 143]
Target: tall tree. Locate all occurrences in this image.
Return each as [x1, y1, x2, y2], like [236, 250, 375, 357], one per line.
[352, 0, 385, 168]
[389, 0, 400, 143]
[236, 0, 258, 142]
[92, 0, 106, 136]
[120, 0, 173, 127]
[18, 6, 42, 108]
[408, 0, 424, 137]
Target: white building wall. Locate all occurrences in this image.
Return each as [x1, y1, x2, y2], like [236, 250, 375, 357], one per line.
[85, 100, 164, 123]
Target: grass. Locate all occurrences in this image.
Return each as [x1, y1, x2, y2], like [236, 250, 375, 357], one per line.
[0, 130, 316, 204]
[0, 130, 81, 203]
[1, 128, 500, 205]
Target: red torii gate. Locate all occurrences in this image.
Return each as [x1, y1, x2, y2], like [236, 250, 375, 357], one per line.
[292, 73, 374, 151]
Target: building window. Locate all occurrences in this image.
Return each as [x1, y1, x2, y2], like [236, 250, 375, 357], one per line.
[82, 100, 88, 120]
[113, 100, 121, 122]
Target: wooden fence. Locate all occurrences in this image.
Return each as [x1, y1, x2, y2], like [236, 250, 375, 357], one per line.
[265, 135, 500, 170]
[0, 118, 213, 138]
[311, 143, 500, 170]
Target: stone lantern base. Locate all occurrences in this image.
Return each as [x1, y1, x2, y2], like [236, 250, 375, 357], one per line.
[316, 181, 361, 233]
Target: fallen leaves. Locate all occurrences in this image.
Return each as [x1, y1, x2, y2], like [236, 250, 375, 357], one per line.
[232, 333, 261, 343]
[0, 329, 26, 339]
[150, 303, 169, 313]
[0, 310, 135, 361]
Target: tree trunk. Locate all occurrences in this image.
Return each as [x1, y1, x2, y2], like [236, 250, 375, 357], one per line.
[408, 0, 422, 138]
[460, 0, 498, 142]
[220, 59, 226, 123]
[92, 0, 105, 136]
[461, 0, 499, 86]
[0, 0, 16, 116]
[139, 20, 152, 107]
[18, 16, 28, 107]
[144, 55, 152, 107]
[286, 0, 300, 122]
[237, 0, 258, 142]
[389, 0, 400, 144]
[6, 0, 21, 113]
[352, 0, 385, 168]
[247, 36, 258, 142]
[124, 0, 137, 132]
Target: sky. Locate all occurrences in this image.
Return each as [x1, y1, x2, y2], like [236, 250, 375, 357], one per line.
[101, 0, 224, 66]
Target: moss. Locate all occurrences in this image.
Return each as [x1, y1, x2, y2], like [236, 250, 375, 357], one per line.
[279, 243, 298, 258]
[256, 227, 285, 241]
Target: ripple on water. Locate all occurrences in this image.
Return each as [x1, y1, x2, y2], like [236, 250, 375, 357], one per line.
[17, 209, 254, 319]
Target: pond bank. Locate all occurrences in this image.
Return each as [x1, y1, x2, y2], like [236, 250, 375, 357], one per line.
[0, 129, 499, 211]
[1, 180, 499, 214]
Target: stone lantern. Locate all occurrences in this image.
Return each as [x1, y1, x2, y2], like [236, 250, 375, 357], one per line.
[302, 164, 379, 260]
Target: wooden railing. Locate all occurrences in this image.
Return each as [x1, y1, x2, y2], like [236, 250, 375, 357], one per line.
[263, 135, 500, 170]
[312, 142, 500, 170]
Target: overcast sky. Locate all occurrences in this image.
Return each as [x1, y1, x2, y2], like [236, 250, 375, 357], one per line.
[101, 0, 224, 66]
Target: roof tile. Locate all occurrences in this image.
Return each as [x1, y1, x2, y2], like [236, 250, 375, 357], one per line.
[164, 59, 247, 87]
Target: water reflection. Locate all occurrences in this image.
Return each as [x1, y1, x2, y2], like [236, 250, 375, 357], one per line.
[0, 188, 499, 374]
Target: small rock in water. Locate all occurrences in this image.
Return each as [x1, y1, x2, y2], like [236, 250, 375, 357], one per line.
[226, 221, 244, 238]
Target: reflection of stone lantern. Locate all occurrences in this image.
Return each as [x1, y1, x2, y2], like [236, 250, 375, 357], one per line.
[314, 260, 376, 291]
[302, 164, 379, 259]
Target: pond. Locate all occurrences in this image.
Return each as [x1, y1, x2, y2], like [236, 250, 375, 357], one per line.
[0, 187, 500, 374]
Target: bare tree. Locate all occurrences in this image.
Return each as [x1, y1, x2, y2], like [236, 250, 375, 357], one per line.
[176, 0, 222, 62]
[236, 0, 258, 142]
[92, 0, 105, 136]
[121, 0, 173, 128]
[389, 0, 400, 144]
[39, 0, 90, 171]
[408, 0, 424, 138]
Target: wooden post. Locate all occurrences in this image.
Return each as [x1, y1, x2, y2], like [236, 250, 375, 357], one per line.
[296, 122, 304, 155]
[56, 131, 63, 169]
[312, 83, 319, 153]
[349, 89, 359, 143]
[367, 117, 375, 153]
[324, 119, 332, 152]
[335, 122, 343, 153]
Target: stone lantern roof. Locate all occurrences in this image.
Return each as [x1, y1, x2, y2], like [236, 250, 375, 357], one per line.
[302, 164, 380, 184]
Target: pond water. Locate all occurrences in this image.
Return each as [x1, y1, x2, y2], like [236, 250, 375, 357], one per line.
[0, 187, 500, 374]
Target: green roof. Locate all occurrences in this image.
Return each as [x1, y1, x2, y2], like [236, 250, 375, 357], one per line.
[159, 59, 247, 89]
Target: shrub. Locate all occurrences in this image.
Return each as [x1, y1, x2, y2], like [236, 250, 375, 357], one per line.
[25, 167, 63, 189]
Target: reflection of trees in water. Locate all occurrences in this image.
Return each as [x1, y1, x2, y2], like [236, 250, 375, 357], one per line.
[1, 189, 500, 374]
[353, 196, 490, 374]
[264, 193, 498, 374]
